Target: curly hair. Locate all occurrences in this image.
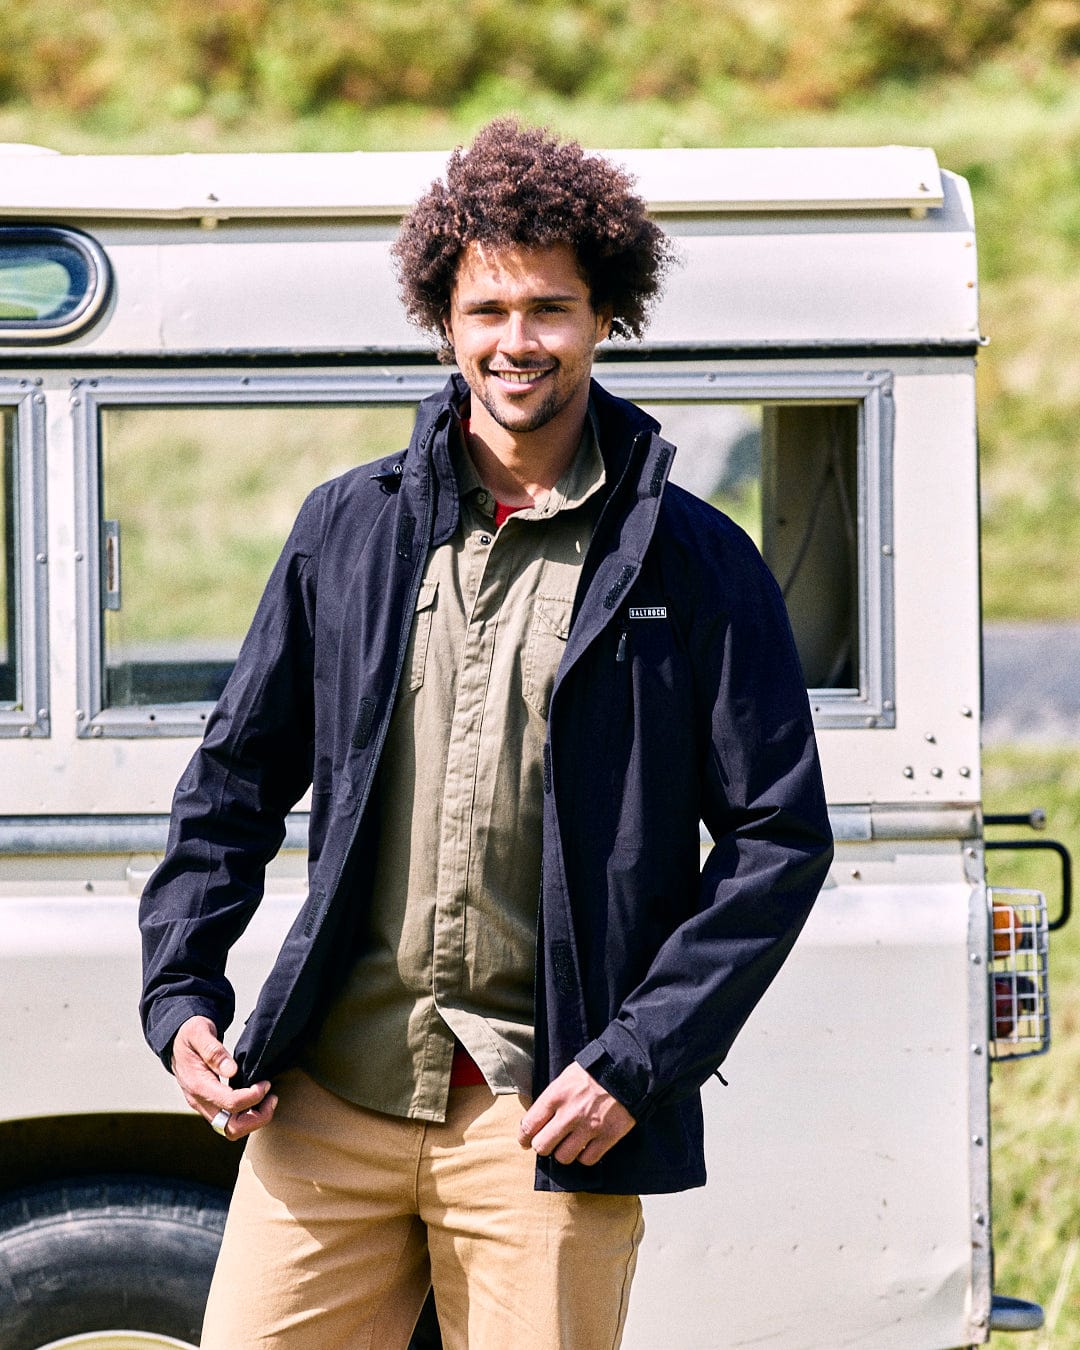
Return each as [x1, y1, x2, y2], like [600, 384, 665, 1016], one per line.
[392, 119, 674, 358]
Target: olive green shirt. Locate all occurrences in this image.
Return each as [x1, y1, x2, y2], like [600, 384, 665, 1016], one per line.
[302, 414, 605, 1121]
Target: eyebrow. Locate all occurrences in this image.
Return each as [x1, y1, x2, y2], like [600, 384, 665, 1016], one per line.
[458, 292, 584, 310]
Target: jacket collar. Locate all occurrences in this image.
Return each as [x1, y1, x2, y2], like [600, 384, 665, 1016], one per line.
[390, 371, 675, 551]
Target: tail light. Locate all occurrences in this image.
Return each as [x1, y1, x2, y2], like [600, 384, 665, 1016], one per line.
[988, 889, 1049, 1059]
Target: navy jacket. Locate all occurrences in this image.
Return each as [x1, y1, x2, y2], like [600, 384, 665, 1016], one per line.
[139, 375, 833, 1195]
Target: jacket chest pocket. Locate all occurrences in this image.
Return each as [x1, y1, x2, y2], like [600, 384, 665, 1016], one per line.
[407, 580, 439, 692]
[523, 594, 572, 718]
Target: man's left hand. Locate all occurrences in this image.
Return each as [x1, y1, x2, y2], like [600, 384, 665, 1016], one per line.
[519, 1061, 635, 1166]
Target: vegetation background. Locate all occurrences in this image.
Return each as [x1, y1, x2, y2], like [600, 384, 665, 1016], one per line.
[2, 1, 1078, 1344]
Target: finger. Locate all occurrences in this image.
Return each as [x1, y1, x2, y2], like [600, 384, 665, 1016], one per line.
[576, 1135, 613, 1167]
[518, 1098, 556, 1147]
[552, 1126, 593, 1166]
[221, 1092, 278, 1140]
[214, 1080, 274, 1116]
[527, 1114, 576, 1158]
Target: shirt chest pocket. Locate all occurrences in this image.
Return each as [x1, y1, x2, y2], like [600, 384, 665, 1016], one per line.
[407, 580, 439, 692]
[522, 594, 573, 719]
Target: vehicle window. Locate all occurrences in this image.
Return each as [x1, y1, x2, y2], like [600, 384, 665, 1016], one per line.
[643, 399, 861, 695]
[0, 408, 15, 705]
[99, 403, 415, 709]
[0, 227, 111, 339]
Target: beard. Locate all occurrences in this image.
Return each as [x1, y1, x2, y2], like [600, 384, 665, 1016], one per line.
[472, 364, 576, 434]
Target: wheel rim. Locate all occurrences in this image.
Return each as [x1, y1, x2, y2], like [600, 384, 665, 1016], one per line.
[37, 1335, 195, 1350]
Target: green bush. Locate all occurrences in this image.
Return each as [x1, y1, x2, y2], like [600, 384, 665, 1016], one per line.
[1, 0, 1077, 118]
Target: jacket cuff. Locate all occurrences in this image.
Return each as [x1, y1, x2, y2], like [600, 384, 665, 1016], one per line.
[575, 1024, 656, 1123]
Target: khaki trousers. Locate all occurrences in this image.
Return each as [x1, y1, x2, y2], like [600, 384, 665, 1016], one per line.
[201, 1069, 643, 1350]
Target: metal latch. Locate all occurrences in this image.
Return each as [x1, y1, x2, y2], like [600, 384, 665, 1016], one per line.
[102, 518, 121, 610]
[985, 808, 1072, 931]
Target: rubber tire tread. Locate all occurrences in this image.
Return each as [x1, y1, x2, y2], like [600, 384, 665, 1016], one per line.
[0, 1175, 228, 1349]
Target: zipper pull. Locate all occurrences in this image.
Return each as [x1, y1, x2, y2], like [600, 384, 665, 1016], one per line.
[616, 630, 627, 663]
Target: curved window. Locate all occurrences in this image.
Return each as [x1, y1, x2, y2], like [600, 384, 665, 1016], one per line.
[0, 227, 111, 342]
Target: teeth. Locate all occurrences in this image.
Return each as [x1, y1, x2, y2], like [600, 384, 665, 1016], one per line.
[493, 370, 547, 384]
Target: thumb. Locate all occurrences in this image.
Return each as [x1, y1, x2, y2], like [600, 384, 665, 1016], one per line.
[181, 1016, 237, 1079]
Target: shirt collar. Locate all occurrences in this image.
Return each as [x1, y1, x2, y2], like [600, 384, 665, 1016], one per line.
[451, 400, 606, 522]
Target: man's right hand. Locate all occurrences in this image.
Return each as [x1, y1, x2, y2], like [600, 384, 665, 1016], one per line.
[170, 1015, 277, 1141]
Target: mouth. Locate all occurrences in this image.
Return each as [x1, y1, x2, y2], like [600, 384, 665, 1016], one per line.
[486, 366, 554, 388]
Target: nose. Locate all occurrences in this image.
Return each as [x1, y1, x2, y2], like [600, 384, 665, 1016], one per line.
[496, 310, 538, 358]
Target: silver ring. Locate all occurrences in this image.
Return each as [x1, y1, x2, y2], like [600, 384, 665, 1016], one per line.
[210, 1108, 232, 1138]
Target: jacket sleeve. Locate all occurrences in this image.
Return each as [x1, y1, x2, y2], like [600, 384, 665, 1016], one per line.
[576, 532, 833, 1122]
[138, 491, 321, 1069]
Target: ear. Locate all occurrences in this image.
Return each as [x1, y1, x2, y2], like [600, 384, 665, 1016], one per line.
[595, 306, 613, 343]
[442, 312, 455, 350]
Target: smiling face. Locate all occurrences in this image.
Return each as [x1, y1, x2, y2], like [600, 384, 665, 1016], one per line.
[444, 242, 612, 444]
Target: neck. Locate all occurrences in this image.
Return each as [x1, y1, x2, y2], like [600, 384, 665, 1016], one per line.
[463, 393, 589, 507]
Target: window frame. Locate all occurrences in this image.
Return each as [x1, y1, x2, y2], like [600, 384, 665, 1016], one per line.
[596, 366, 896, 729]
[0, 379, 50, 737]
[73, 372, 444, 737]
[72, 367, 894, 737]
[0, 225, 112, 343]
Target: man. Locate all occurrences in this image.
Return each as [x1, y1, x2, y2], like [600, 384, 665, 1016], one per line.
[139, 120, 833, 1349]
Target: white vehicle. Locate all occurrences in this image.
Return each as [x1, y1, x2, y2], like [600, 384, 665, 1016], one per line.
[0, 143, 1067, 1349]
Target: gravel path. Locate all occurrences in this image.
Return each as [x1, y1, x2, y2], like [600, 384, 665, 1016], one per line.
[983, 622, 1080, 744]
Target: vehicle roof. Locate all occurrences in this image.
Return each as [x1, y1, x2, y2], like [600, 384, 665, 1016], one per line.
[0, 145, 943, 219]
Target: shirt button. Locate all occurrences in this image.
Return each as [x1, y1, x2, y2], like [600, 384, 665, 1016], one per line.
[480, 533, 492, 545]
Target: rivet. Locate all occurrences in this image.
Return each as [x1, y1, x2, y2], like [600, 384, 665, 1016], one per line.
[972, 1135, 984, 1146]
[37, 708, 46, 718]
[959, 766, 971, 778]
[931, 767, 944, 778]
[882, 544, 893, 556]
[75, 709, 85, 721]
[74, 551, 84, 562]
[33, 393, 45, 405]
[850, 869, 861, 880]
[883, 700, 894, 711]
[35, 552, 46, 564]
[965, 847, 977, 859]
[974, 1211, 986, 1226]
[971, 1044, 984, 1056]
[961, 706, 973, 717]
[18, 726, 30, 738]
[91, 725, 103, 738]
[903, 766, 914, 778]
[70, 396, 80, 407]
[970, 953, 982, 965]
[925, 733, 936, 743]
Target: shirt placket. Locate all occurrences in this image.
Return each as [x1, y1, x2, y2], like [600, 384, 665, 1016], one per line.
[428, 494, 508, 1075]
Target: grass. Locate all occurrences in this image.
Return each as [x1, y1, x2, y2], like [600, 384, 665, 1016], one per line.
[101, 403, 413, 645]
[984, 745, 1080, 1349]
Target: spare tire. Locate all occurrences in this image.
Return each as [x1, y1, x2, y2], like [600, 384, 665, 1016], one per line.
[0, 1177, 228, 1349]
